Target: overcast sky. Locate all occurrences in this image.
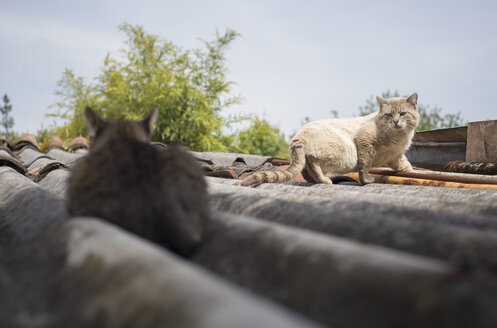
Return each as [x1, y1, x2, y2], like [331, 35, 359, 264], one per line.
[1, 0, 496, 137]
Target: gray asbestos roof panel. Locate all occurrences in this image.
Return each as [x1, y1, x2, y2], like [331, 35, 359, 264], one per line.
[43, 218, 318, 328]
[206, 177, 497, 218]
[38, 169, 70, 198]
[16, 147, 51, 167]
[47, 148, 85, 165]
[193, 212, 483, 327]
[191, 151, 271, 167]
[27, 158, 68, 172]
[0, 166, 317, 328]
[74, 148, 88, 156]
[207, 179, 497, 268]
[0, 149, 26, 174]
[3, 144, 497, 327]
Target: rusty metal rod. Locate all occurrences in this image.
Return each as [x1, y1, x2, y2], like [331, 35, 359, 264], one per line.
[369, 168, 497, 185]
[415, 169, 497, 181]
[344, 172, 497, 190]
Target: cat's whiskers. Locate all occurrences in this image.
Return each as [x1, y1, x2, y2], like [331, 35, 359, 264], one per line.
[378, 124, 392, 141]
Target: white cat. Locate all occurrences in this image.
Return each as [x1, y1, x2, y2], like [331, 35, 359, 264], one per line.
[241, 93, 419, 186]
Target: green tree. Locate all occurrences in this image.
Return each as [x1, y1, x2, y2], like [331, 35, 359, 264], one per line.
[51, 23, 240, 151]
[229, 116, 289, 158]
[0, 94, 15, 138]
[358, 90, 466, 131]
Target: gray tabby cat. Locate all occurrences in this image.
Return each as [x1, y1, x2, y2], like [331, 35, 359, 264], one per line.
[241, 93, 419, 186]
[67, 107, 209, 256]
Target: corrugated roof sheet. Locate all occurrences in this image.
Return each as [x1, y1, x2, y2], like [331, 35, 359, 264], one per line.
[1, 133, 497, 327]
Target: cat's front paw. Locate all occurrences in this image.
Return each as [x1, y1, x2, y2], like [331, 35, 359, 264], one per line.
[401, 165, 414, 172]
[359, 172, 375, 185]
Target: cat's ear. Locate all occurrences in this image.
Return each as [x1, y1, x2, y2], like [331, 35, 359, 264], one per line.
[407, 92, 418, 107]
[376, 96, 388, 110]
[84, 107, 105, 137]
[141, 108, 159, 136]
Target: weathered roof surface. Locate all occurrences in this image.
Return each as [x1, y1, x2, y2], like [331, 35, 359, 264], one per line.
[191, 150, 272, 167]
[0, 149, 317, 328]
[0, 146, 25, 174]
[413, 126, 468, 142]
[46, 147, 85, 165]
[2, 135, 497, 327]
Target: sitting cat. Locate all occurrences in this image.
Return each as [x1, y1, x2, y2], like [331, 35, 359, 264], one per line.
[241, 93, 419, 186]
[67, 107, 209, 256]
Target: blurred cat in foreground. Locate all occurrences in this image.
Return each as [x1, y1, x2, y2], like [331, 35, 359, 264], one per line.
[67, 107, 209, 256]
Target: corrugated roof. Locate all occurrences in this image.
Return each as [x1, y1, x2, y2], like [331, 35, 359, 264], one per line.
[1, 133, 497, 327]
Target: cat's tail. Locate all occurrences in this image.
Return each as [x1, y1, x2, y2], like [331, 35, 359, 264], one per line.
[241, 140, 306, 187]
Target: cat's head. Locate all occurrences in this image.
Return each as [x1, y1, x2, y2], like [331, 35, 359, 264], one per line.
[84, 107, 158, 148]
[375, 93, 419, 132]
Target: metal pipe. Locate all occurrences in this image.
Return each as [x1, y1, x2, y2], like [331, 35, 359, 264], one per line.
[413, 169, 497, 181]
[344, 172, 497, 191]
[369, 168, 497, 185]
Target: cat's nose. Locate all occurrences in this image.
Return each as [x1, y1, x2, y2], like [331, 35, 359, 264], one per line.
[393, 119, 400, 125]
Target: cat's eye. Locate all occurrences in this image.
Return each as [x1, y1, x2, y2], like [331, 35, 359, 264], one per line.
[385, 113, 393, 118]
[400, 112, 407, 116]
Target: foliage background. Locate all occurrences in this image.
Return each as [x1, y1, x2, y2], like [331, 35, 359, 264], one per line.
[8, 24, 467, 158]
[0, 94, 15, 139]
[51, 24, 236, 151]
[227, 116, 289, 158]
[47, 23, 290, 158]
